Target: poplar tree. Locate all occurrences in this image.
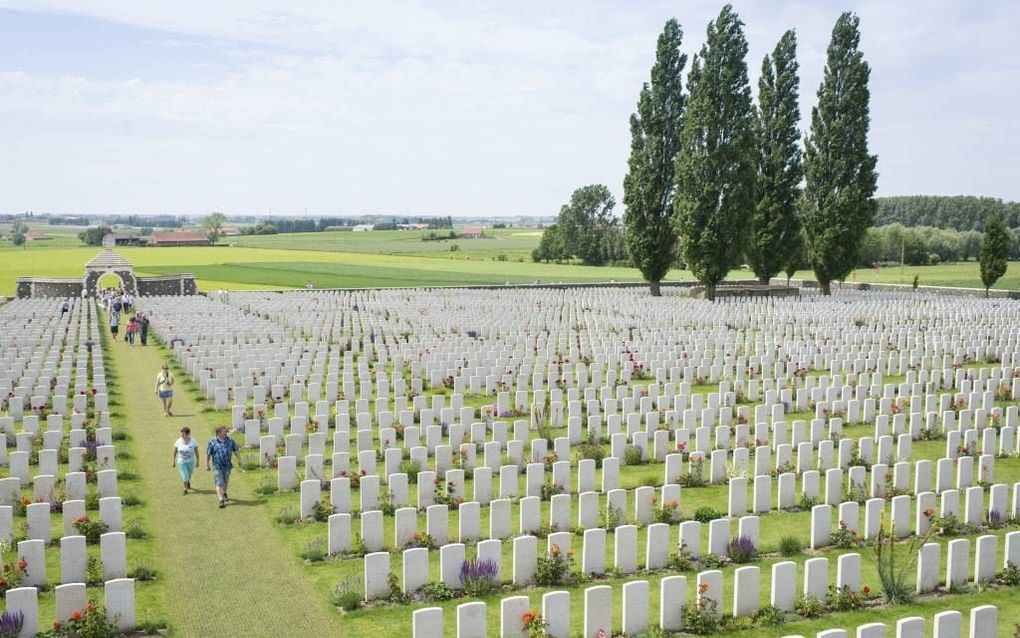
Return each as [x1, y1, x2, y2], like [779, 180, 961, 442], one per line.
[749, 30, 802, 285]
[623, 19, 686, 296]
[979, 216, 1010, 296]
[802, 12, 879, 295]
[673, 4, 756, 301]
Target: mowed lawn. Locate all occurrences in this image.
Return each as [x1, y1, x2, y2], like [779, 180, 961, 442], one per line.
[2, 230, 1019, 294]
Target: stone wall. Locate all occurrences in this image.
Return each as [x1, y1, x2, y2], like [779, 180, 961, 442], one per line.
[136, 275, 197, 296]
[15, 278, 83, 299]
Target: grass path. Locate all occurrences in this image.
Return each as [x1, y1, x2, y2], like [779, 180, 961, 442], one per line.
[107, 328, 346, 636]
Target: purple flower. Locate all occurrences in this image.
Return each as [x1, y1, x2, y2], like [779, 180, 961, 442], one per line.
[726, 535, 758, 563]
[0, 610, 24, 637]
[459, 558, 500, 588]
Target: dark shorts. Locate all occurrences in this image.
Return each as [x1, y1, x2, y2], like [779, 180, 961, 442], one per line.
[111, 326, 119, 335]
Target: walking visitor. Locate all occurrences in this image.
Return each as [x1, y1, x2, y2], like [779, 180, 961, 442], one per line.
[155, 364, 174, 417]
[206, 426, 242, 508]
[109, 310, 120, 337]
[139, 313, 150, 345]
[171, 427, 199, 495]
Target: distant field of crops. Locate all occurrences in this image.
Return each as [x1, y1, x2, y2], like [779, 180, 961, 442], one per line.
[1, 225, 1018, 295]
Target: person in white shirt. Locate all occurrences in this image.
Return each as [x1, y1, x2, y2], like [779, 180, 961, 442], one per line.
[171, 427, 200, 495]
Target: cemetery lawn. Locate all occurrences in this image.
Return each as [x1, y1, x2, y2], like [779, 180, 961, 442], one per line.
[2, 239, 1020, 295]
[105, 325, 346, 637]
[117, 331, 1020, 637]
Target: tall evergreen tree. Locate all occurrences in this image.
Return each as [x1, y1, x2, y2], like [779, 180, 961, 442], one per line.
[979, 216, 1010, 296]
[673, 5, 756, 301]
[749, 30, 802, 285]
[623, 19, 687, 296]
[801, 12, 878, 295]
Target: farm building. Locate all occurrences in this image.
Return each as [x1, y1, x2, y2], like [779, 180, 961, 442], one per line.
[147, 231, 211, 246]
[459, 226, 485, 238]
[24, 230, 52, 241]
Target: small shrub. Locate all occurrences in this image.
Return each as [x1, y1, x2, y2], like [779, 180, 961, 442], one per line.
[399, 460, 421, 481]
[693, 506, 723, 523]
[72, 516, 109, 544]
[600, 504, 623, 530]
[830, 520, 864, 549]
[47, 600, 119, 638]
[412, 582, 455, 602]
[459, 558, 500, 596]
[700, 553, 725, 569]
[124, 519, 148, 539]
[623, 445, 645, 465]
[300, 539, 327, 562]
[331, 578, 362, 611]
[534, 546, 574, 586]
[86, 556, 103, 586]
[778, 535, 804, 557]
[1002, 561, 1020, 586]
[751, 605, 786, 627]
[652, 499, 680, 523]
[310, 499, 334, 523]
[680, 597, 721, 634]
[825, 584, 864, 612]
[254, 476, 276, 495]
[0, 560, 27, 594]
[121, 493, 143, 507]
[726, 536, 757, 564]
[129, 559, 157, 581]
[793, 593, 825, 618]
[667, 545, 696, 571]
[403, 532, 437, 550]
[276, 507, 299, 524]
[577, 438, 606, 468]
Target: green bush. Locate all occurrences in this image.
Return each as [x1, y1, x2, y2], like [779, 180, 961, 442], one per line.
[793, 593, 825, 618]
[778, 535, 804, 557]
[275, 507, 298, 524]
[300, 539, 327, 562]
[693, 506, 723, 523]
[331, 578, 362, 611]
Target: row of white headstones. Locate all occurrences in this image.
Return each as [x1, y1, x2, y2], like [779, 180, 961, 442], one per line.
[137, 289, 1020, 632]
[0, 298, 134, 637]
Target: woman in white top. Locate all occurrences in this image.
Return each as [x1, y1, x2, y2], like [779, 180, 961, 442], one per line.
[171, 426, 200, 495]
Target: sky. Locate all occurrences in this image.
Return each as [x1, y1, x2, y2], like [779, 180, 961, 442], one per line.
[0, 1, 1018, 217]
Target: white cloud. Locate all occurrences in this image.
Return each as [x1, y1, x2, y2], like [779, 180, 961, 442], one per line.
[0, 0, 1017, 214]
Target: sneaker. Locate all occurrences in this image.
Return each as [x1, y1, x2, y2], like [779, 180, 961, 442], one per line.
[183, 489, 188, 495]
[219, 499, 226, 508]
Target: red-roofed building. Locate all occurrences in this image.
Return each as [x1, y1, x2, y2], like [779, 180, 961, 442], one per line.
[147, 231, 211, 246]
[24, 230, 52, 241]
[460, 226, 485, 239]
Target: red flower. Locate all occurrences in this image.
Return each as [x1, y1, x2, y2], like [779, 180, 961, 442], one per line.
[53, 622, 61, 630]
[862, 585, 871, 594]
[18, 559, 27, 570]
[70, 610, 82, 621]
[699, 582, 710, 593]
[0, 578, 7, 587]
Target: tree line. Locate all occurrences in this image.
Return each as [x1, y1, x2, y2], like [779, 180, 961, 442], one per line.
[535, 5, 1010, 296]
[875, 196, 1020, 231]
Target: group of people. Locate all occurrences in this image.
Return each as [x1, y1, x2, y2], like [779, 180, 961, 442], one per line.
[171, 425, 241, 508]
[158, 367, 241, 508]
[99, 287, 150, 345]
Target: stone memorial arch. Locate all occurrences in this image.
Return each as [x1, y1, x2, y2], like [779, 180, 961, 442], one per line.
[15, 247, 197, 298]
[83, 250, 138, 297]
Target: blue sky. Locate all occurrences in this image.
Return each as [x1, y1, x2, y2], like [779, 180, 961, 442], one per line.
[1, 1, 1017, 216]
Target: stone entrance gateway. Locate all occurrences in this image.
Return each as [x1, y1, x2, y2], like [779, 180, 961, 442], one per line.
[84, 250, 138, 297]
[14, 249, 198, 299]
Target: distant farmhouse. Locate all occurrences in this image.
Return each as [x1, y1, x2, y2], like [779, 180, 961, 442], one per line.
[220, 227, 242, 236]
[147, 231, 211, 246]
[459, 226, 485, 239]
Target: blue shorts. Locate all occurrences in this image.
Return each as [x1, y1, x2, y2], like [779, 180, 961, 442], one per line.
[213, 467, 232, 487]
[159, 390, 173, 399]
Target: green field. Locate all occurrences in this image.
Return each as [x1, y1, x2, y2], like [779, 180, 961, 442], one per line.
[2, 225, 1018, 295]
